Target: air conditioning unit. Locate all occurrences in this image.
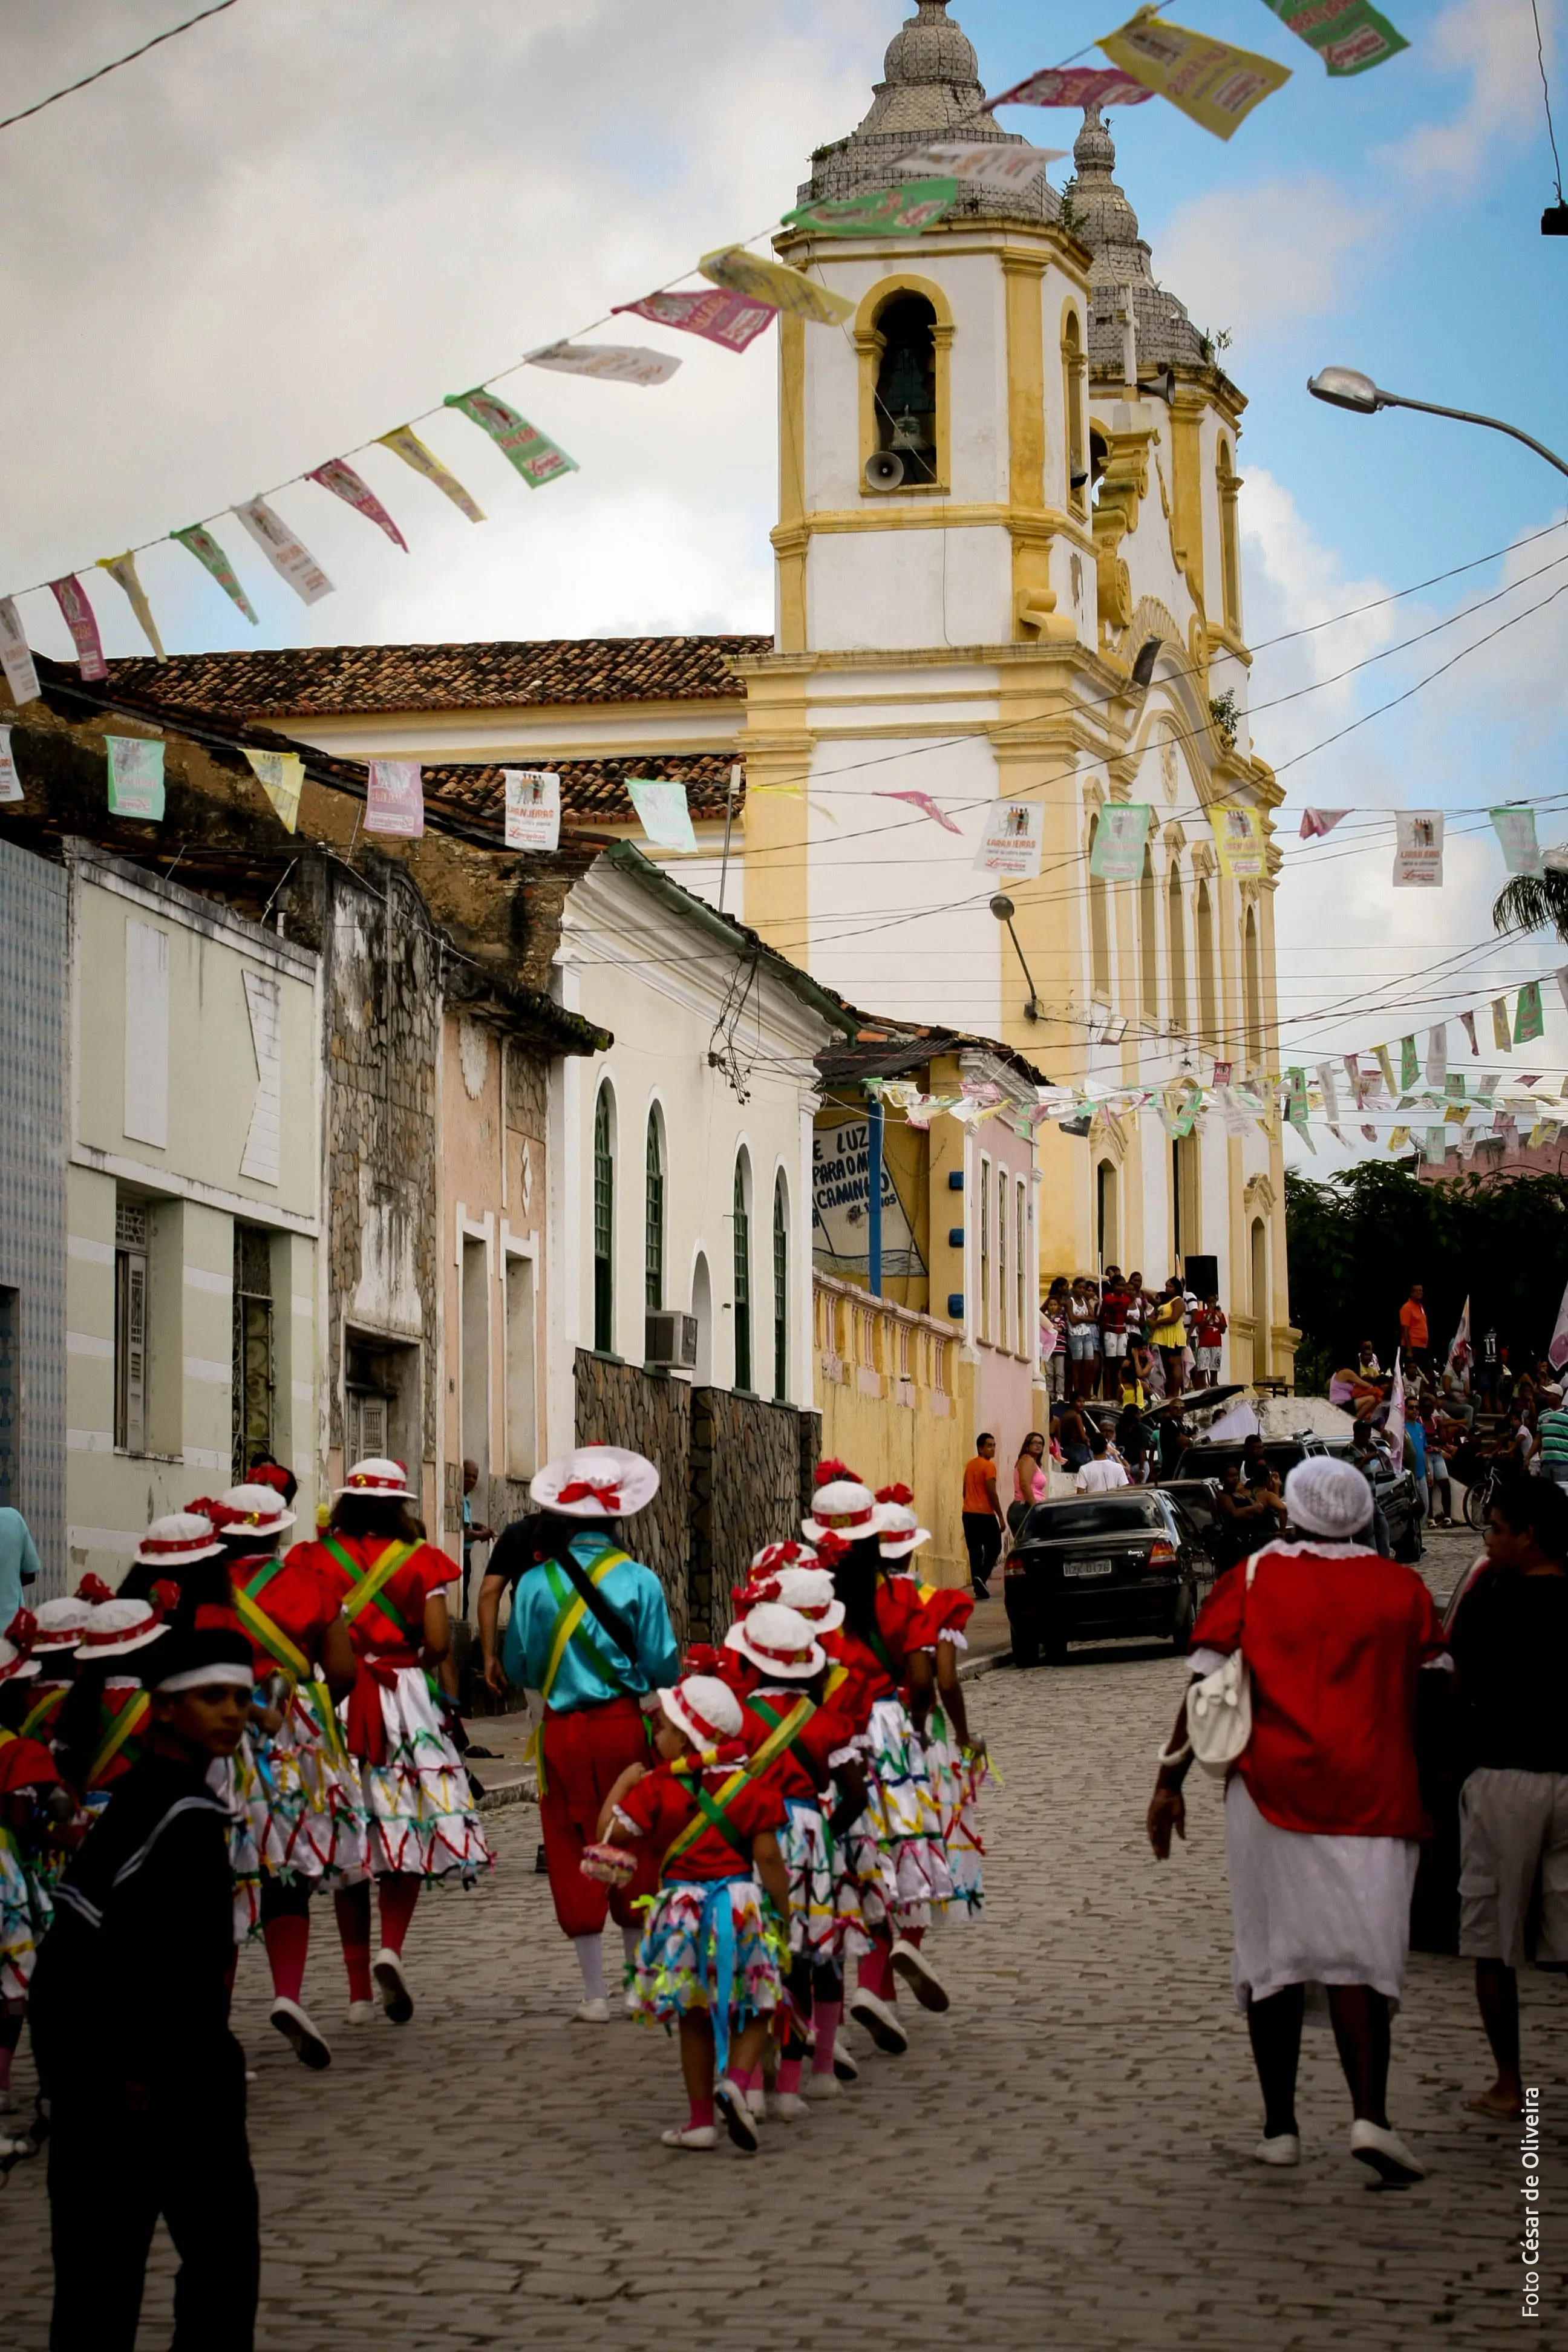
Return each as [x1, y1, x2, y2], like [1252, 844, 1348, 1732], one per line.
[645, 1310, 699, 1370]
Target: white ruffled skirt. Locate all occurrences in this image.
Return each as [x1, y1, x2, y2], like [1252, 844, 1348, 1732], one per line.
[1224, 1775, 1419, 2013]
[346, 1665, 492, 1881]
[845, 1695, 953, 1934]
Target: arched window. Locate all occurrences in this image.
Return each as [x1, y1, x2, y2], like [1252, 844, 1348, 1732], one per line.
[732, 1151, 753, 1391]
[644, 1108, 664, 1312]
[1167, 866, 1188, 1033]
[1217, 442, 1242, 636]
[772, 1173, 789, 1401]
[1062, 310, 1088, 514]
[1096, 1159, 1119, 1266]
[1139, 846, 1159, 1024]
[874, 293, 938, 487]
[592, 1083, 615, 1353]
[1250, 1217, 1269, 1382]
[997, 1161, 1010, 1350]
[1172, 1134, 1200, 1265]
[1088, 814, 1112, 1001]
[1244, 904, 1263, 1070]
[1196, 880, 1217, 1045]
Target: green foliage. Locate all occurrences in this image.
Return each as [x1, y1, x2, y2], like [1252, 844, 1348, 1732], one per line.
[1208, 690, 1239, 744]
[1494, 871, 1568, 940]
[1285, 1161, 1568, 1379]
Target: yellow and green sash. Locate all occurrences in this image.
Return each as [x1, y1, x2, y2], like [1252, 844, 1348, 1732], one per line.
[88, 1691, 150, 1787]
[324, 1537, 418, 1639]
[662, 1696, 815, 1872]
[19, 1685, 65, 1743]
[537, 1549, 632, 1703]
[236, 1558, 344, 1755]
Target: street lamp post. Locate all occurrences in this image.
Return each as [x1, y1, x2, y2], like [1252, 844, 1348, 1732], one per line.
[1307, 368, 1568, 482]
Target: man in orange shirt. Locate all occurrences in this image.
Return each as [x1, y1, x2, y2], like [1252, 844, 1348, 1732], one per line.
[1398, 1284, 1429, 1373]
[961, 1434, 1004, 1600]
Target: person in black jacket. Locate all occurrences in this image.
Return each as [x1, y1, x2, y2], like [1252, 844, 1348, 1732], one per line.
[30, 1602, 260, 2351]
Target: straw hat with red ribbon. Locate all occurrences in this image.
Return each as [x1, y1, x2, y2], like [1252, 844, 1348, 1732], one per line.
[723, 1601, 826, 1681]
[31, 1596, 94, 1651]
[656, 1672, 744, 1753]
[772, 1564, 845, 1632]
[0, 1609, 39, 1684]
[133, 1511, 226, 1569]
[336, 1456, 417, 1501]
[530, 1446, 659, 1521]
[217, 1481, 296, 1540]
[875, 1483, 931, 1561]
[802, 1459, 883, 1544]
[74, 1594, 169, 1661]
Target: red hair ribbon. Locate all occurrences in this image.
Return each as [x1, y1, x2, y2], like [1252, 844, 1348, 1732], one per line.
[813, 1532, 851, 1569]
[149, 1580, 181, 1618]
[5, 1607, 36, 1653]
[730, 1574, 782, 1612]
[681, 1642, 726, 1676]
[247, 1463, 291, 1495]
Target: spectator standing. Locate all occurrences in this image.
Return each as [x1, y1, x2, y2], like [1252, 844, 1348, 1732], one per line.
[1191, 1296, 1227, 1390]
[961, 1434, 1005, 1600]
[1125, 1272, 1150, 1346]
[1448, 1477, 1568, 2117]
[1213, 1462, 1278, 1570]
[1010, 1432, 1048, 1532]
[1098, 1271, 1131, 1400]
[1065, 1279, 1100, 1400]
[1149, 1279, 1187, 1397]
[1040, 1281, 1068, 1403]
[0, 1506, 41, 1634]
[1478, 1325, 1500, 1411]
[1115, 1402, 1151, 1484]
[1074, 1430, 1129, 1494]
[1397, 1284, 1429, 1375]
[1422, 1400, 1455, 1526]
[1055, 1400, 1091, 1474]
[1537, 1384, 1568, 1487]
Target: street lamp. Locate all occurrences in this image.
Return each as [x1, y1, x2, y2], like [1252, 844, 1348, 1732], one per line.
[1307, 367, 1568, 482]
[989, 893, 1044, 1024]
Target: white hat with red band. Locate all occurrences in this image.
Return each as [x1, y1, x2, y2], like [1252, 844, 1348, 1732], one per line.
[750, 1538, 818, 1576]
[31, 1597, 93, 1651]
[218, 1481, 297, 1537]
[723, 1601, 826, 1681]
[134, 1511, 225, 1569]
[878, 1504, 931, 1560]
[74, 1596, 169, 1660]
[0, 1632, 39, 1684]
[802, 1459, 883, 1543]
[656, 1673, 743, 1749]
[531, 1446, 659, 1521]
[336, 1456, 417, 1501]
[772, 1565, 844, 1633]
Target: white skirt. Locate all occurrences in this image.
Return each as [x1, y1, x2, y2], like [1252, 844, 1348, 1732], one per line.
[1224, 1775, 1419, 2013]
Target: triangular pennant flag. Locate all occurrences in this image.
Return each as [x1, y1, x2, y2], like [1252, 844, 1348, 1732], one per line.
[365, 759, 423, 838]
[96, 551, 165, 661]
[1299, 807, 1350, 840]
[0, 599, 41, 705]
[875, 789, 962, 834]
[49, 576, 106, 681]
[1515, 980, 1544, 1044]
[105, 734, 165, 822]
[1492, 997, 1514, 1053]
[171, 523, 260, 623]
[443, 390, 578, 487]
[307, 459, 409, 551]
[376, 426, 486, 522]
[235, 499, 334, 604]
[242, 747, 305, 834]
[1425, 1024, 1448, 1087]
[1399, 1035, 1419, 1090]
[1459, 1010, 1478, 1056]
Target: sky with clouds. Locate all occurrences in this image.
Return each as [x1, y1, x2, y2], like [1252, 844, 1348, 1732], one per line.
[5, 0, 1568, 1162]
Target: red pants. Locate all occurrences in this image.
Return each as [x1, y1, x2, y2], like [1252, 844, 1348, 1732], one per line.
[539, 1696, 658, 1937]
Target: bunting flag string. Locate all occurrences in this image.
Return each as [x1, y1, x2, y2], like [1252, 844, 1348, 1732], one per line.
[525, 341, 682, 388]
[365, 759, 423, 839]
[97, 550, 166, 661]
[875, 789, 962, 834]
[241, 747, 304, 834]
[235, 499, 333, 604]
[0, 726, 21, 805]
[308, 459, 410, 551]
[627, 777, 698, 854]
[1258, 0, 1408, 75]
[376, 426, 486, 523]
[443, 390, 578, 489]
[0, 599, 41, 705]
[612, 287, 778, 353]
[1097, 10, 1292, 142]
[171, 523, 260, 623]
[105, 735, 165, 822]
[985, 64, 1155, 110]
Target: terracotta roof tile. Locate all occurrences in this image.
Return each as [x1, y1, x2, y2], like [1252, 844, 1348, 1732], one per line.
[106, 636, 768, 717]
[424, 754, 740, 828]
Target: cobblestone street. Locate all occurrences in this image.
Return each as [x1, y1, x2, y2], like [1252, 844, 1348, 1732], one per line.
[7, 1563, 1560, 2351]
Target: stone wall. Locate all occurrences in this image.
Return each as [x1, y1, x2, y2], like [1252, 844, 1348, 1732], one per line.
[0, 836, 67, 1587]
[573, 1350, 692, 1648]
[691, 1388, 818, 1644]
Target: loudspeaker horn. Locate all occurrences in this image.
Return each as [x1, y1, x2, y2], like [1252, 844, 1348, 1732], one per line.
[864, 449, 905, 491]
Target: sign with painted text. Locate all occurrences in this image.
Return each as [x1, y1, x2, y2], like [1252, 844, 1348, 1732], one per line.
[0, 598, 39, 705]
[1088, 803, 1152, 881]
[1393, 809, 1443, 887]
[1207, 804, 1267, 880]
[105, 736, 165, 822]
[811, 1114, 925, 1282]
[503, 768, 561, 851]
[366, 759, 424, 838]
[1259, 0, 1408, 76]
[697, 247, 855, 327]
[1100, 8, 1292, 140]
[782, 178, 958, 238]
[613, 287, 778, 353]
[974, 799, 1044, 880]
[235, 498, 334, 604]
[443, 390, 578, 488]
[985, 65, 1154, 111]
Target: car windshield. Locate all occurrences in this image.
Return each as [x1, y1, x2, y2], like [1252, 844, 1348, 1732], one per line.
[1022, 1496, 1166, 1540]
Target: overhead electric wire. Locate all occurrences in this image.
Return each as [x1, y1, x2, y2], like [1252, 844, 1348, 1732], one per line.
[0, 1, 244, 136]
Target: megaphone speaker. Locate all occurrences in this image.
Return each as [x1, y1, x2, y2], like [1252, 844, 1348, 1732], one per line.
[864, 449, 905, 491]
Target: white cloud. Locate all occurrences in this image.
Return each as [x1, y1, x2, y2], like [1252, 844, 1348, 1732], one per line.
[1379, 0, 1558, 190]
[1157, 174, 1385, 341]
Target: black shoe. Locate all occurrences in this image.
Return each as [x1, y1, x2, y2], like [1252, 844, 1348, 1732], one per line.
[971, 1582, 990, 1601]
[465, 1743, 500, 1760]
[534, 1842, 549, 1875]
[466, 1769, 487, 1800]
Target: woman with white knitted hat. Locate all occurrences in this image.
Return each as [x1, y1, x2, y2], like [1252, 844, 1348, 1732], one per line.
[1148, 1452, 1449, 2187]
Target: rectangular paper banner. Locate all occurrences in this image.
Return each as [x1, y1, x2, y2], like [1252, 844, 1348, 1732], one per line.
[973, 800, 1044, 881]
[526, 341, 681, 388]
[1424, 1126, 1448, 1165]
[443, 391, 578, 488]
[503, 768, 561, 851]
[1490, 804, 1541, 876]
[1393, 809, 1443, 887]
[1459, 1009, 1478, 1055]
[49, 576, 107, 681]
[96, 550, 165, 661]
[1344, 1054, 1367, 1107]
[1400, 1035, 1419, 1090]
[1259, 0, 1408, 75]
[627, 777, 698, 854]
[1426, 1024, 1448, 1087]
[1315, 1061, 1341, 1125]
[0, 599, 41, 705]
[242, 747, 304, 834]
[782, 177, 958, 238]
[366, 759, 423, 838]
[1099, 10, 1292, 142]
[1492, 997, 1513, 1053]
[235, 499, 334, 604]
[892, 142, 1064, 187]
[171, 523, 260, 622]
[0, 725, 21, 803]
[105, 735, 165, 822]
[377, 426, 486, 523]
[1088, 803, 1152, 881]
[1374, 1044, 1397, 1099]
[1388, 1126, 1410, 1152]
[1207, 804, 1267, 880]
[985, 65, 1155, 110]
[612, 287, 778, 353]
[1514, 979, 1544, 1045]
[307, 459, 408, 550]
[698, 247, 855, 327]
[1285, 1067, 1310, 1128]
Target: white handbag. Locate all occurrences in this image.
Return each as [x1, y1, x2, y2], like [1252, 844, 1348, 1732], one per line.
[1186, 1556, 1256, 1779]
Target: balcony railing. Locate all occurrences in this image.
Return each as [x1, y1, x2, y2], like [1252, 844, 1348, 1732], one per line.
[812, 1273, 953, 1414]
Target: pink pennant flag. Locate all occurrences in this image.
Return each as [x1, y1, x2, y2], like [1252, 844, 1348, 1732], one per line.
[1361, 1125, 1377, 1143]
[875, 789, 962, 835]
[49, 575, 107, 681]
[365, 759, 423, 838]
[612, 287, 777, 354]
[1459, 1010, 1478, 1055]
[1299, 808, 1350, 840]
[986, 65, 1155, 111]
[307, 458, 408, 551]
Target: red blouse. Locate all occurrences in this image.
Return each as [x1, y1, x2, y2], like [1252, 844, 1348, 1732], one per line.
[227, 1552, 341, 1681]
[732, 1674, 855, 1803]
[292, 1534, 452, 1662]
[616, 1756, 786, 1883]
[1189, 1540, 1447, 1838]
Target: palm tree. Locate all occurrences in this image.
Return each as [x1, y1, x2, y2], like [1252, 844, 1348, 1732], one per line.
[1493, 872, 1568, 938]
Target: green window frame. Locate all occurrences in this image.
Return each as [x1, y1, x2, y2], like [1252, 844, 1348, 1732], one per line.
[593, 1085, 613, 1353]
[733, 1153, 751, 1392]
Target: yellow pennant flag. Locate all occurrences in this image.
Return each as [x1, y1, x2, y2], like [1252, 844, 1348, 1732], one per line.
[1207, 803, 1268, 880]
[376, 426, 486, 523]
[1388, 1126, 1410, 1151]
[1099, 8, 1291, 140]
[1374, 1045, 1397, 1099]
[97, 550, 165, 661]
[699, 247, 854, 327]
[242, 746, 305, 834]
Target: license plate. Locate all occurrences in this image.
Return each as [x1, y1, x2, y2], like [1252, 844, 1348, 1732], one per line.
[1062, 1557, 1114, 1578]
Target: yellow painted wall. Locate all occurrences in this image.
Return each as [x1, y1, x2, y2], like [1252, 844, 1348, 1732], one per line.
[817, 1351, 973, 1591]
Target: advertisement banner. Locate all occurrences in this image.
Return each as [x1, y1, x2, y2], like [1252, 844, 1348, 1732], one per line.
[697, 247, 855, 326]
[235, 498, 334, 604]
[105, 735, 165, 822]
[443, 390, 578, 488]
[1088, 803, 1152, 881]
[307, 457, 409, 550]
[49, 575, 108, 681]
[1514, 979, 1544, 1045]
[503, 768, 561, 851]
[171, 522, 260, 622]
[525, 341, 681, 387]
[973, 799, 1044, 880]
[242, 748, 305, 834]
[612, 287, 778, 353]
[1100, 9, 1292, 140]
[0, 598, 41, 705]
[985, 65, 1154, 109]
[376, 426, 486, 522]
[1259, 0, 1407, 76]
[97, 550, 166, 661]
[0, 725, 21, 803]
[892, 142, 1064, 187]
[782, 177, 958, 238]
[1489, 803, 1541, 875]
[1207, 803, 1267, 880]
[1393, 809, 1444, 886]
[365, 759, 424, 838]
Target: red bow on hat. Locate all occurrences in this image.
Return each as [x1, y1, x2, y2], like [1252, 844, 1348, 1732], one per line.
[812, 1532, 851, 1569]
[557, 1478, 622, 1509]
[184, 1498, 240, 1531]
[875, 1483, 914, 1508]
[76, 1573, 114, 1604]
[681, 1642, 726, 1676]
[149, 1580, 181, 1619]
[5, 1607, 36, 1653]
[813, 1458, 860, 1488]
[729, 1573, 782, 1611]
[247, 1463, 291, 1495]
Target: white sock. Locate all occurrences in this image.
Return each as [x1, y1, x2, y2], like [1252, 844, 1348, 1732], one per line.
[621, 1925, 639, 1972]
[574, 1933, 606, 2002]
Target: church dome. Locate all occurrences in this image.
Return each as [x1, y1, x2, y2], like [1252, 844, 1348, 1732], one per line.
[1063, 105, 1207, 375]
[881, 1, 979, 93]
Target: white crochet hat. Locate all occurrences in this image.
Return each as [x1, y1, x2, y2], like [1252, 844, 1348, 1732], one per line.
[134, 1511, 224, 1568]
[657, 1673, 743, 1750]
[219, 1481, 296, 1537]
[802, 1460, 881, 1543]
[773, 1564, 844, 1633]
[74, 1596, 169, 1660]
[0, 1632, 38, 1684]
[531, 1446, 659, 1520]
[1285, 1455, 1374, 1541]
[877, 1503, 931, 1561]
[723, 1602, 826, 1681]
[336, 1456, 417, 1501]
[31, 1597, 94, 1650]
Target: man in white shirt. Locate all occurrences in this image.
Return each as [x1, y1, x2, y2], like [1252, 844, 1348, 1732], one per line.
[1076, 1431, 1131, 1494]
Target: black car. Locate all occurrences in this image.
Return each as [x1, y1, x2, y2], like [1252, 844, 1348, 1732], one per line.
[1002, 1488, 1218, 1667]
[1166, 1437, 1423, 1562]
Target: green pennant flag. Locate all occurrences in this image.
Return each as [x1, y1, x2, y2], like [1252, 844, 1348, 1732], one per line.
[1399, 1035, 1419, 1090]
[171, 523, 258, 624]
[781, 177, 958, 239]
[443, 390, 578, 488]
[1285, 1067, 1309, 1128]
[1258, 1, 1408, 76]
[1514, 981, 1544, 1045]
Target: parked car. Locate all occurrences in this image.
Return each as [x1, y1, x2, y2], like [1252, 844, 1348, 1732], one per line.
[1165, 1436, 1422, 1562]
[1002, 1488, 1218, 1667]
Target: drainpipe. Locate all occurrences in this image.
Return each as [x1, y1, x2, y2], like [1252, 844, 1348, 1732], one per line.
[867, 1089, 884, 1299]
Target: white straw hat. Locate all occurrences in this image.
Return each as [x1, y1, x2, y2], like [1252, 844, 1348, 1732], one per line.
[0, 1633, 39, 1684]
[336, 1456, 417, 1501]
[74, 1596, 169, 1661]
[878, 1503, 931, 1561]
[802, 1460, 881, 1543]
[657, 1673, 743, 1750]
[772, 1565, 844, 1633]
[31, 1597, 94, 1650]
[134, 1511, 224, 1569]
[723, 1602, 826, 1681]
[219, 1481, 297, 1537]
[531, 1446, 659, 1520]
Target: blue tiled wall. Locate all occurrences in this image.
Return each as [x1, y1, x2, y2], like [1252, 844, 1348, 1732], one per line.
[0, 835, 67, 1595]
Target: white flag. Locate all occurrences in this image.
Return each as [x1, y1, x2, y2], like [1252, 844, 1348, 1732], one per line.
[1550, 1279, 1568, 1373]
[973, 799, 1044, 880]
[1385, 1348, 1406, 1472]
[235, 498, 334, 604]
[0, 724, 21, 803]
[1393, 810, 1444, 887]
[1446, 1294, 1471, 1375]
[0, 599, 40, 706]
[627, 777, 697, 854]
[525, 341, 681, 387]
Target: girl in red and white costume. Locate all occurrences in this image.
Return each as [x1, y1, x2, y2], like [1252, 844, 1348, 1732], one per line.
[286, 1457, 490, 2027]
[0, 1615, 59, 2151]
[878, 1486, 988, 1919]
